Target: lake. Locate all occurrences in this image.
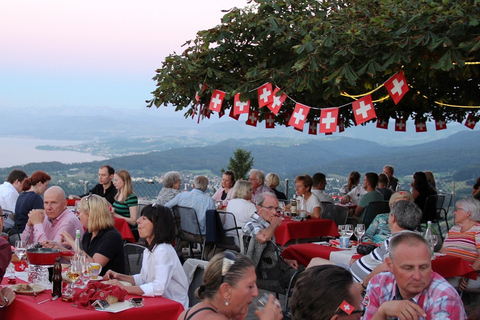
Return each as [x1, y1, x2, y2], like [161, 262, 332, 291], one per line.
[0, 137, 107, 168]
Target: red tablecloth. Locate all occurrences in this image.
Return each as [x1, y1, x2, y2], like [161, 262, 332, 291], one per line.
[282, 243, 478, 280]
[114, 218, 135, 243]
[0, 278, 183, 320]
[274, 218, 339, 247]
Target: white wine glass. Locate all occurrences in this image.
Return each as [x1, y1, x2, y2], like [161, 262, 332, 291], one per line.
[15, 240, 26, 261]
[354, 224, 365, 243]
[344, 224, 354, 239]
[65, 259, 81, 295]
[338, 224, 346, 237]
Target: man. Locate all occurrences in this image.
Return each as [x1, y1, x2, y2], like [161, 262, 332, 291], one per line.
[249, 169, 272, 204]
[353, 172, 384, 219]
[0, 205, 15, 308]
[383, 165, 399, 191]
[21, 186, 84, 244]
[363, 232, 466, 319]
[0, 169, 28, 232]
[70, 165, 117, 204]
[350, 200, 422, 288]
[165, 175, 215, 235]
[312, 173, 334, 206]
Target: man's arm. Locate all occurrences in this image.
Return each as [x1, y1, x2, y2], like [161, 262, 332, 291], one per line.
[256, 217, 282, 244]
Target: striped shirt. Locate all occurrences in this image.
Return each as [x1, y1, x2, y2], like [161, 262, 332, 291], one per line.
[113, 193, 138, 219]
[442, 223, 480, 264]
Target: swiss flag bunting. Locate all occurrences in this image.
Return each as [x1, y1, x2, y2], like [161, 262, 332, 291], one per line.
[338, 118, 345, 132]
[352, 95, 376, 125]
[319, 108, 338, 133]
[415, 121, 427, 132]
[265, 113, 275, 129]
[385, 70, 409, 105]
[209, 90, 225, 112]
[218, 109, 225, 118]
[395, 118, 407, 132]
[435, 118, 447, 130]
[308, 121, 318, 135]
[465, 114, 478, 129]
[257, 83, 273, 108]
[376, 118, 388, 129]
[246, 111, 259, 127]
[229, 106, 240, 120]
[267, 87, 287, 115]
[233, 93, 250, 115]
[288, 103, 310, 130]
[284, 111, 292, 127]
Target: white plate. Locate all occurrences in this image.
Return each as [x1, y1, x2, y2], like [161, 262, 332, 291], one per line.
[11, 283, 46, 295]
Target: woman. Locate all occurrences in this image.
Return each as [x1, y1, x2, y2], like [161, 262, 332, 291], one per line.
[441, 198, 480, 290]
[294, 175, 321, 218]
[178, 251, 282, 320]
[375, 173, 392, 201]
[290, 265, 364, 320]
[225, 181, 256, 251]
[48, 195, 125, 275]
[104, 204, 189, 308]
[156, 171, 182, 205]
[112, 169, 138, 228]
[362, 191, 414, 244]
[411, 171, 437, 211]
[341, 171, 366, 205]
[212, 170, 235, 207]
[266, 173, 286, 201]
[424, 170, 437, 192]
[342, 171, 361, 194]
[13, 170, 51, 234]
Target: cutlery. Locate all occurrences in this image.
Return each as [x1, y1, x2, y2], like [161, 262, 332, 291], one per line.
[33, 291, 37, 297]
[38, 295, 59, 304]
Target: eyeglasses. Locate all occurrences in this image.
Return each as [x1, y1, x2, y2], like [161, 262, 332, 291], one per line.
[221, 251, 237, 283]
[259, 205, 281, 213]
[0, 214, 6, 219]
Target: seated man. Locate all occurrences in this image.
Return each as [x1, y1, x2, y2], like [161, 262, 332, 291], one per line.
[21, 186, 84, 245]
[311, 172, 334, 208]
[249, 169, 273, 204]
[69, 165, 117, 205]
[383, 164, 399, 191]
[363, 232, 466, 319]
[353, 172, 384, 219]
[0, 169, 28, 232]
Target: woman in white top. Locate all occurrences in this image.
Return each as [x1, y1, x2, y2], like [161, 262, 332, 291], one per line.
[104, 204, 189, 309]
[295, 175, 322, 218]
[212, 170, 235, 207]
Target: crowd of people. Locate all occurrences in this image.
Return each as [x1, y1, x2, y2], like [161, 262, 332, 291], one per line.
[0, 164, 479, 320]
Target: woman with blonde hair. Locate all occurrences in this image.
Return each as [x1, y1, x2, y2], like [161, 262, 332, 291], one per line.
[266, 173, 287, 201]
[112, 169, 138, 228]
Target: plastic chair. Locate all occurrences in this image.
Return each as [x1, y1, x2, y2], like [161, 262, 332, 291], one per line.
[124, 243, 145, 275]
[203, 210, 240, 260]
[173, 206, 205, 259]
[323, 204, 349, 226]
[361, 201, 390, 229]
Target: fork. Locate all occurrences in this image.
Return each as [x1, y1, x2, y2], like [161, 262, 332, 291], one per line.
[38, 295, 59, 304]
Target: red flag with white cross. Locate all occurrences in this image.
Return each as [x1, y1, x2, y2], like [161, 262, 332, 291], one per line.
[265, 113, 275, 129]
[435, 118, 447, 130]
[308, 121, 318, 135]
[385, 70, 409, 105]
[246, 110, 259, 127]
[209, 90, 225, 112]
[415, 121, 427, 133]
[233, 93, 250, 115]
[352, 95, 376, 125]
[395, 118, 407, 132]
[257, 83, 273, 108]
[338, 118, 345, 132]
[284, 111, 292, 127]
[229, 106, 240, 121]
[319, 108, 338, 133]
[267, 86, 286, 115]
[288, 103, 310, 130]
[339, 300, 354, 315]
[376, 118, 388, 129]
[465, 113, 477, 130]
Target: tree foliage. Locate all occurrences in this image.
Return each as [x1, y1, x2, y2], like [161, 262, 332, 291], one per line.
[148, 0, 480, 128]
[227, 148, 254, 180]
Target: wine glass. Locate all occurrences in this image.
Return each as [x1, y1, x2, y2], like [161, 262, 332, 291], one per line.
[430, 234, 438, 255]
[338, 224, 346, 237]
[344, 224, 354, 239]
[278, 202, 286, 217]
[65, 259, 81, 295]
[15, 240, 26, 261]
[354, 224, 365, 244]
[77, 256, 92, 288]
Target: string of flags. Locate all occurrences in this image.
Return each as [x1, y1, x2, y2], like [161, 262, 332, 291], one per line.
[193, 70, 479, 134]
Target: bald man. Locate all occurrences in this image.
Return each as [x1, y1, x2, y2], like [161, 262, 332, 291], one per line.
[21, 186, 83, 245]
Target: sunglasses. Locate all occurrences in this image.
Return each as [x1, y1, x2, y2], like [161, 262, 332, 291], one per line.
[221, 251, 237, 283]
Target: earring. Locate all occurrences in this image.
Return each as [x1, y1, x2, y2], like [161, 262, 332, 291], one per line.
[225, 297, 229, 306]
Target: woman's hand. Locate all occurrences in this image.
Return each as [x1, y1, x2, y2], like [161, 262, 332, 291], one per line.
[60, 231, 75, 249]
[103, 269, 120, 280]
[255, 294, 283, 320]
[42, 240, 66, 251]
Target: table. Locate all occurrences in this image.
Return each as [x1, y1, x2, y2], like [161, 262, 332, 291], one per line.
[114, 218, 135, 243]
[0, 277, 183, 320]
[282, 243, 478, 280]
[274, 218, 339, 247]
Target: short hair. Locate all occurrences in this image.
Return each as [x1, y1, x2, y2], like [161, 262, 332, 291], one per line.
[193, 175, 209, 192]
[265, 173, 280, 189]
[114, 169, 135, 202]
[22, 170, 51, 191]
[291, 265, 355, 320]
[100, 165, 115, 176]
[223, 170, 236, 186]
[162, 171, 181, 188]
[312, 173, 326, 187]
[195, 251, 253, 300]
[457, 198, 480, 222]
[78, 194, 114, 232]
[249, 169, 265, 184]
[231, 180, 252, 200]
[365, 172, 379, 188]
[142, 204, 176, 251]
[295, 175, 313, 192]
[256, 192, 277, 206]
[383, 165, 395, 175]
[377, 173, 389, 188]
[388, 231, 429, 261]
[7, 169, 28, 184]
[390, 200, 422, 230]
[389, 191, 414, 207]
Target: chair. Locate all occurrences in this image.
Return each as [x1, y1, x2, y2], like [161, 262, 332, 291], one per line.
[422, 195, 447, 242]
[124, 243, 145, 275]
[173, 206, 205, 259]
[320, 201, 332, 213]
[203, 210, 240, 260]
[182, 258, 209, 307]
[439, 193, 453, 231]
[361, 201, 390, 229]
[323, 204, 349, 226]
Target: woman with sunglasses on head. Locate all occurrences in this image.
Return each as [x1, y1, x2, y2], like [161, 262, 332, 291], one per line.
[178, 251, 283, 320]
[46, 194, 125, 275]
[104, 204, 189, 308]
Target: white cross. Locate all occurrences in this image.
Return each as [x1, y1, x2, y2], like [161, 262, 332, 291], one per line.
[211, 94, 222, 110]
[396, 121, 405, 130]
[235, 100, 248, 112]
[248, 113, 258, 123]
[436, 120, 445, 128]
[380, 120, 387, 126]
[321, 112, 336, 129]
[416, 122, 426, 130]
[309, 122, 317, 132]
[292, 108, 306, 125]
[391, 78, 405, 96]
[271, 94, 283, 110]
[343, 304, 351, 311]
[467, 119, 476, 126]
[259, 87, 271, 103]
[266, 116, 275, 127]
[355, 101, 371, 119]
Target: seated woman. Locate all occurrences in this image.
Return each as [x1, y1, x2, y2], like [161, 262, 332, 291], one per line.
[375, 173, 392, 201]
[341, 171, 367, 205]
[177, 251, 282, 320]
[411, 171, 436, 211]
[46, 194, 125, 275]
[104, 204, 189, 308]
[362, 191, 414, 244]
[424, 170, 437, 192]
[212, 170, 235, 207]
[112, 169, 139, 238]
[156, 171, 182, 205]
[266, 172, 286, 201]
[290, 265, 364, 320]
[441, 198, 480, 290]
[293, 175, 321, 218]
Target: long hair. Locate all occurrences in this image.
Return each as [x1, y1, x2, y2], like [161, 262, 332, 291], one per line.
[347, 171, 361, 192]
[114, 169, 135, 202]
[78, 194, 114, 232]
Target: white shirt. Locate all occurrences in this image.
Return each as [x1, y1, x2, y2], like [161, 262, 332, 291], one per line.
[133, 243, 189, 309]
[305, 194, 321, 214]
[347, 185, 367, 205]
[225, 198, 256, 251]
[312, 189, 334, 204]
[0, 182, 20, 229]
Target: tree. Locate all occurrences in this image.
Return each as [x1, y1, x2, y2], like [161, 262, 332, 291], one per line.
[227, 148, 254, 180]
[147, 0, 480, 129]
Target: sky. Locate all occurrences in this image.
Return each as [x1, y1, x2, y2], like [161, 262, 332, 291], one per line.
[0, 0, 250, 112]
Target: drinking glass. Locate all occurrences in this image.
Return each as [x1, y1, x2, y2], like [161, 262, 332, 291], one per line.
[354, 224, 365, 243]
[15, 240, 26, 261]
[65, 259, 81, 295]
[78, 257, 92, 288]
[430, 234, 438, 253]
[344, 224, 354, 238]
[338, 225, 346, 237]
[278, 202, 286, 217]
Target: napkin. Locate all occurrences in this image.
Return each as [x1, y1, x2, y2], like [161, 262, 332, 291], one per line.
[74, 281, 128, 309]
